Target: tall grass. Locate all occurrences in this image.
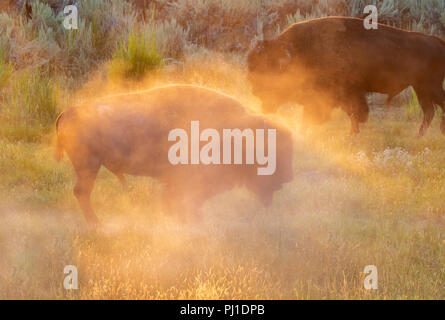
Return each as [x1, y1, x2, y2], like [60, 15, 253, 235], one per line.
[403, 88, 422, 121]
[0, 41, 12, 90]
[0, 105, 444, 299]
[109, 29, 163, 80]
[1, 69, 59, 142]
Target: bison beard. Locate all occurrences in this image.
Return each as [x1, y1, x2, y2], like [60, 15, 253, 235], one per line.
[247, 16, 445, 136]
[55, 85, 294, 225]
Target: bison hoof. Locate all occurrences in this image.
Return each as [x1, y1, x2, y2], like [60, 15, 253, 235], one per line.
[86, 215, 101, 228]
[349, 129, 359, 136]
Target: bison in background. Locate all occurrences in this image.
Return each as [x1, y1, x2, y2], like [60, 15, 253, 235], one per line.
[55, 85, 294, 225]
[247, 16, 445, 136]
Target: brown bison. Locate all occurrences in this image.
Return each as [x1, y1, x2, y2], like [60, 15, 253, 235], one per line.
[247, 16, 445, 136]
[55, 85, 294, 225]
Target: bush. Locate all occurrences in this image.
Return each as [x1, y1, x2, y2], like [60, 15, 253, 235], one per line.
[149, 18, 190, 59]
[0, 68, 60, 142]
[164, 0, 264, 51]
[2, 0, 136, 81]
[109, 30, 163, 80]
[4, 69, 59, 128]
[403, 88, 422, 121]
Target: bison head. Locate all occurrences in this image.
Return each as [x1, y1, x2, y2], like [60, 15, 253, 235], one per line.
[245, 117, 294, 206]
[247, 39, 294, 113]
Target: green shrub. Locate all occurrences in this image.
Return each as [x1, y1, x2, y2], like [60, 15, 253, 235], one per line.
[404, 88, 422, 121]
[5, 0, 135, 81]
[109, 30, 163, 80]
[76, 0, 135, 58]
[4, 69, 59, 129]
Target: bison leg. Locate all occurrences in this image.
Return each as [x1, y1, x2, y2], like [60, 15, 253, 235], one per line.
[416, 93, 435, 138]
[440, 105, 445, 136]
[103, 164, 128, 189]
[432, 90, 445, 135]
[116, 173, 127, 187]
[344, 94, 369, 135]
[73, 162, 101, 226]
[104, 165, 127, 187]
[350, 114, 360, 135]
[301, 104, 332, 131]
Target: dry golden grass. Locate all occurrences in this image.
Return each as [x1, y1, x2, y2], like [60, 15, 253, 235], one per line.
[0, 96, 443, 299]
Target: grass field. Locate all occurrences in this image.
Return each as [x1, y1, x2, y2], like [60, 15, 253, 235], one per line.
[0, 0, 444, 299]
[0, 101, 444, 299]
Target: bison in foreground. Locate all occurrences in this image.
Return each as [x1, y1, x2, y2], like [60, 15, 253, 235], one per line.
[247, 16, 445, 136]
[55, 85, 294, 225]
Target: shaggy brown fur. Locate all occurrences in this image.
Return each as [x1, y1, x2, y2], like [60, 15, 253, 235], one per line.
[56, 85, 294, 225]
[247, 16, 445, 136]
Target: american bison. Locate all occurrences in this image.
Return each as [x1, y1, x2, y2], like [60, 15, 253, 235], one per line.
[247, 16, 445, 136]
[55, 85, 294, 225]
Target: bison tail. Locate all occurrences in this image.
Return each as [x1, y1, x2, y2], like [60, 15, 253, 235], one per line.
[54, 112, 65, 162]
